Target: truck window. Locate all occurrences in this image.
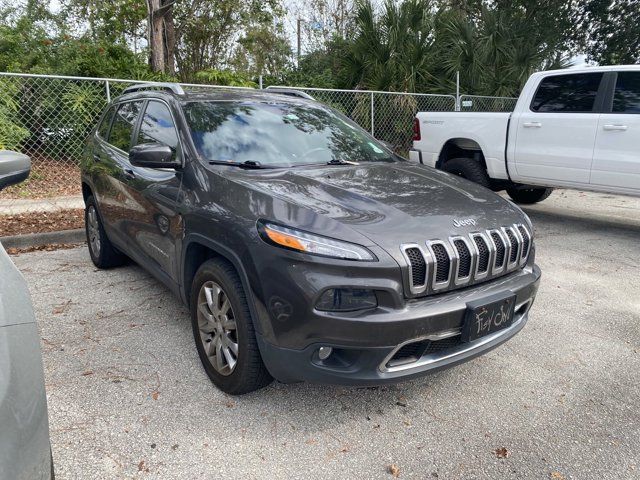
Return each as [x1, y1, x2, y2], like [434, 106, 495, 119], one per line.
[531, 73, 603, 113]
[612, 72, 640, 114]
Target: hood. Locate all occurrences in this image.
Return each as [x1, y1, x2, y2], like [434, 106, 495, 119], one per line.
[219, 161, 528, 252]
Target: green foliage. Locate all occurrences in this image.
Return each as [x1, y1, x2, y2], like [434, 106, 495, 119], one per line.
[283, 38, 353, 88]
[578, 0, 640, 65]
[0, 79, 29, 150]
[194, 69, 257, 87]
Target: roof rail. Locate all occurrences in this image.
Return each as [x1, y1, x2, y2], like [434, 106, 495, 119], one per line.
[122, 82, 185, 96]
[264, 87, 315, 100]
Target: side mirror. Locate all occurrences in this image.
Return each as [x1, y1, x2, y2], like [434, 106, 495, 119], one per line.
[0, 150, 31, 191]
[129, 143, 180, 169]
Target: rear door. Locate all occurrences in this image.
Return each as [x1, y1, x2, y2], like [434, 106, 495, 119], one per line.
[591, 71, 640, 192]
[513, 72, 605, 184]
[92, 101, 142, 244]
[119, 99, 184, 282]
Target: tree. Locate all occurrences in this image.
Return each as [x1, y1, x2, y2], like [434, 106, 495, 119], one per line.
[577, 0, 640, 65]
[146, 0, 176, 74]
[342, 0, 436, 92]
[173, 0, 285, 82]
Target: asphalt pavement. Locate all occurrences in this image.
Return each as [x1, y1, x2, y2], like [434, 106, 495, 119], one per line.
[12, 189, 640, 479]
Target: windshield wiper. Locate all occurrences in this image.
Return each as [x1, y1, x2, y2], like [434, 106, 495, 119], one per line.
[327, 159, 359, 166]
[208, 160, 268, 169]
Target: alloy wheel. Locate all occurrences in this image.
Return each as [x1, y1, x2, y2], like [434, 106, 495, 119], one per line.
[197, 281, 239, 376]
[87, 205, 101, 257]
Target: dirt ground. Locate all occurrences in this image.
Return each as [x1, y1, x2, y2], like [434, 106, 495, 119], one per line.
[0, 152, 81, 200]
[0, 209, 85, 237]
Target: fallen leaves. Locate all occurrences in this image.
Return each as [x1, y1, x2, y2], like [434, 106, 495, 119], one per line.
[151, 391, 159, 401]
[0, 208, 84, 237]
[494, 447, 511, 459]
[387, 464, 400, 477]
[550, 472, 565, 480]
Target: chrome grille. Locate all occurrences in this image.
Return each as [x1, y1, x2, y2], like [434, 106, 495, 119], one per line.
[401, 224, 532, 297]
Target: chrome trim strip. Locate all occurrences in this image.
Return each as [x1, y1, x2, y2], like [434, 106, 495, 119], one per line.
[379, 299, 532, 373]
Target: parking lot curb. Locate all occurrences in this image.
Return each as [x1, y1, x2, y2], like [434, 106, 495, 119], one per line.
[0, 229, 85, 249]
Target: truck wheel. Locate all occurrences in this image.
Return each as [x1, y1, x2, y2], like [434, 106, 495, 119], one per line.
[85, 196, 127, 268]
[506, 187, 554, 204]
[190, 259, 272, 395]
[441, 158, 491, 189]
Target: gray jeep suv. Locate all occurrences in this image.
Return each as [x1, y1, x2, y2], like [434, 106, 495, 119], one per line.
[81, 84, 541, 394]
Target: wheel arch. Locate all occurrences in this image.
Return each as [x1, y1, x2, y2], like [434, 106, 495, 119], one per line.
[181, 234, 265, 336]
[437, 138, 487, 171]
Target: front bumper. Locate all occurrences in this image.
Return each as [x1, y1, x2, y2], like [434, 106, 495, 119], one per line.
[256, 264, 541, 385]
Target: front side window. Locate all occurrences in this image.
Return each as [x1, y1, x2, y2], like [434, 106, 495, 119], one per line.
[182, 101, 395, 167]
[531, 73, 604, 113]
[97, 107, 115, 139]
[137, 100, 179, 148]
[108, 101, 142, 152]
[612, 72, 640, 113]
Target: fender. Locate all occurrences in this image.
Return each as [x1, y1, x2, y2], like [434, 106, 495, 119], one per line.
[180, 233, 266, 336]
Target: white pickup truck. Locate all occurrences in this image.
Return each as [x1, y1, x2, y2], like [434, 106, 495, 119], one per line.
[409, 65, 640, 204]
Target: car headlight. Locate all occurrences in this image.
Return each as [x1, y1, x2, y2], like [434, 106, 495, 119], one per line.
[258, 221, 376, 261]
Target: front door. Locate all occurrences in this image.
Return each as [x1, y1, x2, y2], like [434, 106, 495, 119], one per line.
[119, 100, 184, 282]
[591, 71, 640, 193]
[513, 72, 605, 185]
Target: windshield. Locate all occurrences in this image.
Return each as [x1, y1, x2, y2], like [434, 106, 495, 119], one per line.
[182, 101, 396, 167]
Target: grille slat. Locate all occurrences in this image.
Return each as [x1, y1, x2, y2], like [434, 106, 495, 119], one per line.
[505, 228, 519, 264]
[453, 240, 471, 278]
[473, 236, 490, 273]
[431, 243, 450, 283]
[518, 225, 531, 260]
[491, 232, 506, 268]
[405, 247, 426, 287]
[401, 224, 532, 297]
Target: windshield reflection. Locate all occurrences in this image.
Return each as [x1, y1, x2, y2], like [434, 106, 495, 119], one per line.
[182, 101, 395, 167]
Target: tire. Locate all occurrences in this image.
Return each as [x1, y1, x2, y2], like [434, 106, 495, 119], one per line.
[441, 157, 491, 189]
[84, 195, 127, 269]
[190, 259, 272, 395]
[506, 187, 554, 204]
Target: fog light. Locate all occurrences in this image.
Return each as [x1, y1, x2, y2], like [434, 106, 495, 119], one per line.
[318, 346, 333, 360]
[315, 288, 377, 312]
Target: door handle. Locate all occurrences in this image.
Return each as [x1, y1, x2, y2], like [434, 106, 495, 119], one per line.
[523, 122, 542, 128]
[603, 124, 628, 131]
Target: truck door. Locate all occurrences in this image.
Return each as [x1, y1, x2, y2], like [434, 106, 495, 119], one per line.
[513, 72, 605, 185]
[591, 71, 640, 193]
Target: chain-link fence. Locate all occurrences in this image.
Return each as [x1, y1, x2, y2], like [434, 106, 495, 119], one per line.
[0, 72, 511, 217]
[271, 87, 456, 153]
[459, 95, 517, 112]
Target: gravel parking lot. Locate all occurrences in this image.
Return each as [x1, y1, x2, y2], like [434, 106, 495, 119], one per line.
[12, 189, 640, 480]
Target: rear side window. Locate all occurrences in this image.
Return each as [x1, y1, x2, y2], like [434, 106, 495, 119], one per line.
[531, 73, 604, 113]
[612, 72, 640, 113]
[136, 101, 178, 149]
[108, 101, 142, 152]
[97, 107, 115, 139]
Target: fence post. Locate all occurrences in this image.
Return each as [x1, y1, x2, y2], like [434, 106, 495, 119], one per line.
[105, 80, 111, 103]
[455, 71, 460, 112]
[370, 92, 375, 136]
[259, 75, 263, 89]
